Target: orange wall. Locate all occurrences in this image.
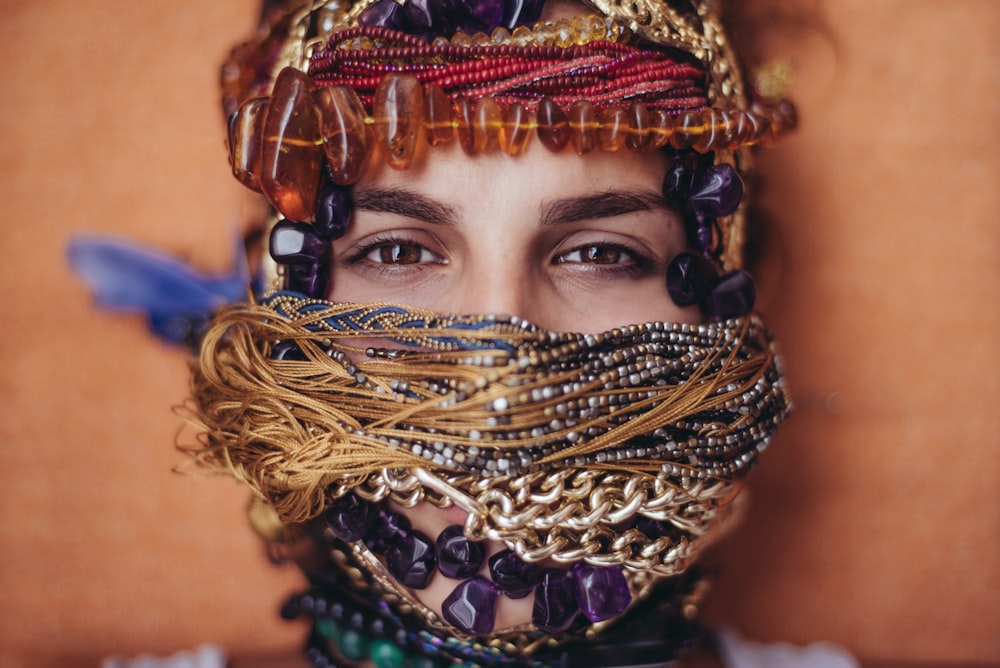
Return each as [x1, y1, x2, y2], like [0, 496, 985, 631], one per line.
[1, 1, 997, 666]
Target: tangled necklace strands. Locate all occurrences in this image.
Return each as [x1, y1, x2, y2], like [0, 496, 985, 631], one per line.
[188, 292, 789, 566]
[191, 292, 780, 474]
[228, 293, 774, 466]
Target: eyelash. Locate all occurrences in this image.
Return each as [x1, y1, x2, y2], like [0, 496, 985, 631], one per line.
[343, 234, 656, 279]
[344, 233, 445, 267]
[554, 240, 654, 275]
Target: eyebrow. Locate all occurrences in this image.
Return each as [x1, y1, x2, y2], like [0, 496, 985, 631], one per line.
[539, 189, 670, 227]
[352, 186, 459, 226]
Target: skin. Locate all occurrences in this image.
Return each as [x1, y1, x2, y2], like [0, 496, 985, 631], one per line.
[316, 140, 720, 667]
[329, 141, 700, 330]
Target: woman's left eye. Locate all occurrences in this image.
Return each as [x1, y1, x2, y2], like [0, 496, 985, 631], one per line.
[555, 244, 632, 266]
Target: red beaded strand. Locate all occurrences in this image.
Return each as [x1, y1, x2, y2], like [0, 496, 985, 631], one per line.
[228, 26, 797, 215]
[308, 27, 707, 114]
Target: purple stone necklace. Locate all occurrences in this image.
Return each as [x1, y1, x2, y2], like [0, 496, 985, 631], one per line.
[325, 495, 634, 636]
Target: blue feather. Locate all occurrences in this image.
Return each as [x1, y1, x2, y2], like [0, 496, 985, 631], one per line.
[67, 235, 251, 346]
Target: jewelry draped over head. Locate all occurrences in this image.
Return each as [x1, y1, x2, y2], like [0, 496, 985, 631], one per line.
[184, 0, 798, 662]
[222, 0, 796, 284]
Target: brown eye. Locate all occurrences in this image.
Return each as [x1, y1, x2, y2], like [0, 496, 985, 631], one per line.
[372, 243, 434, 264]
[557, 244, 630, 265]
[583, 245, 622, 264]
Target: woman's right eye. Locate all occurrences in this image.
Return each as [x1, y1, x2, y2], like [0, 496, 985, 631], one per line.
[360, 241, 444, 265]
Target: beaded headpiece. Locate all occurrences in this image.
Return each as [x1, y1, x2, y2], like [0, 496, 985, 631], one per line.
[185, 1, 796, 665]
[224, 0, 796, 281]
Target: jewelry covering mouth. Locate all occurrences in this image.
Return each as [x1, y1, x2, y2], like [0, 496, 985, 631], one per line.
[188, 290, 789, 573]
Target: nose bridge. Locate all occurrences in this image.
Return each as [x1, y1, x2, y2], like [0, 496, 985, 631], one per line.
[438, 227, 536, 317]
[459, 250, 532, 318]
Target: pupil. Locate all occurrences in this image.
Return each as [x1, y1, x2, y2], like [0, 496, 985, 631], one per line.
[381, 244, 420, 264]
[586, 246, 620, 264]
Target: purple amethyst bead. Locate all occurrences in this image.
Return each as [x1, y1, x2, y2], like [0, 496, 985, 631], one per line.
[436, 525, 486, 580]
[363, 508, 411, 553]
[666, 252, 717, 307]
[488, 549, 538, 599]
[688, 164, 744, 219]
[385, 527, 437, 589]
[314, 178, 352, 240]
[269, 220, 327, 264]
[270, 339, 306, 361]
[441, 577, 498, 636]
[323, 494, 378, 542]
[634, 516, 675, 541]
[569, 562, 632, 623]
[358, 0, 406, 29]
[531, 568, 579, 633]
[403, 0, 434, 33]
[706, 269, 756, 319]
[503, 0, 545, 29]
[286, 260, 328, 298]
[420, 0, 455, 34]
[459, 0, 504, 32]
[662, 151, 710, 205]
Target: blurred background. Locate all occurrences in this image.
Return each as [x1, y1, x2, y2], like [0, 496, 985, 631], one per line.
[1, 1, 997, 666]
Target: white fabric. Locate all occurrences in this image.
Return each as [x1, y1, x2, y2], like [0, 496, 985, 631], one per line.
[100, 644, 228, 668]
[715, 627, 860, 668]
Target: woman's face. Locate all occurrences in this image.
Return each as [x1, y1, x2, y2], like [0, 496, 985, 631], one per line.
[324, 141, 702, 631]
[330, 141, 701, 331]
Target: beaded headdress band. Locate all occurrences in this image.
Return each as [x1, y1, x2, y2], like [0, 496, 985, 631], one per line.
[181, 1, 796, 663]
[224, 0, 796, 280]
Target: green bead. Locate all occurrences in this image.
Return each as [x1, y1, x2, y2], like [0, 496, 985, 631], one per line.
[315, 617, 341, 642]
[339, 629, 369, 662]
[370, 639, 406, 668]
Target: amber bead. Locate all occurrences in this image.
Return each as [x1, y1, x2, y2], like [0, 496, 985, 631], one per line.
[228, 96, 267, 192]
[645, 109, 673, 151]
[670, 109, 707, 150]
[261, 67, 324, 222]
[453, 96, 476, 156]
[535, 98, 569, 152]
[745, 111, 771, 146]
[372, 73, 424, 170]
[598, 107, 628, 152]
[725, 110, 751, 149]
[572, 14, 606, 43]
[423, 85, 454, 147]
[568, 100, 597, 155]
[490, 27, 511, 43]
[473, 98, 502, 154]
[314, 85, 372, 185]
[693, 108, 722, 153]
[500, 103, 531, 156]
[624, 103, 649, 151]
[510, 25, 534, 46]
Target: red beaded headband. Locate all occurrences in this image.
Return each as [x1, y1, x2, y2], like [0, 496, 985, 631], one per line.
[227, 22, 795, 228]
[309, 26, 707, 110]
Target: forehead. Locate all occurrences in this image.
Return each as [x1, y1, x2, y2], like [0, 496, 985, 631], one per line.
[356, 141, 672, 207]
